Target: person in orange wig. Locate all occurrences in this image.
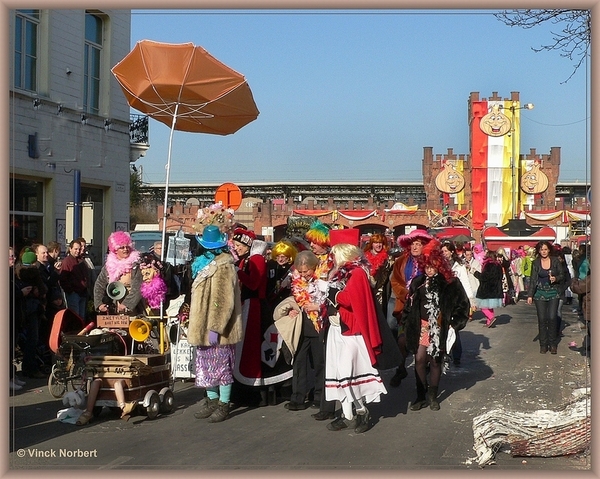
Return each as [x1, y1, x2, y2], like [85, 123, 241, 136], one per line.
[400, 240, 469, 411]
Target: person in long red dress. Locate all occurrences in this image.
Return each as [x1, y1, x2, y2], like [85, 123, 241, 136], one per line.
[231, 229, 269, 394]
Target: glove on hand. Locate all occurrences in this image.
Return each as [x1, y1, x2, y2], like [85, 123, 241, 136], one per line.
[208, 330, 219, 346]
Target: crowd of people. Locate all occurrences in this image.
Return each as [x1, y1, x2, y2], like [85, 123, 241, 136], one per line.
[9, 212, 590, 432]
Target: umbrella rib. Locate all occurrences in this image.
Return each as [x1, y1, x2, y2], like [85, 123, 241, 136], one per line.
[138, 46, 175, 116]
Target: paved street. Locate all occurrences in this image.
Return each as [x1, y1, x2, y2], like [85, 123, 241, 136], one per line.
[9, 300, 591, 471]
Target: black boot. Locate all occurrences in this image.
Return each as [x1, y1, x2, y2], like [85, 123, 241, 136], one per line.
[267, 386, 277, 406]
[259, 389, 268, 407]
[354, 408, 371, 434]
[410, 376, 428, 411]
[389, 363, 408, 388]
[428, 386, 440, 411]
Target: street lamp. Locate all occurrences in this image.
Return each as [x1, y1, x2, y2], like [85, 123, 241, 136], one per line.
[509, 101, 534, 219]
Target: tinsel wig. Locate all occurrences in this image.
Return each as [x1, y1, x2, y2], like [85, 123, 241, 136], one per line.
[305, 220, 330, 247]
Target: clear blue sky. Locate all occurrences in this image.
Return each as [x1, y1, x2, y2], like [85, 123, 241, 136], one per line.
[128, 9, 590, 184]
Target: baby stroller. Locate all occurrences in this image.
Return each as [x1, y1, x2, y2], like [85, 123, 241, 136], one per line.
[47, 309, 126, 399]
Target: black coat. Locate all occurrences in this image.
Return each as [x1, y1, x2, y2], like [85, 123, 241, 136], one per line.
[400, 273, 470, 358]
[474, 261, 504, 300]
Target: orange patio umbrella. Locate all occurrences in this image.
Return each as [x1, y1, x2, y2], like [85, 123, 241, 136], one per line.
[111, 39, 259, 259]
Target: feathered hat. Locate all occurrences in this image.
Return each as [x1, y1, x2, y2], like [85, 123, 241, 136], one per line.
[193, 202, 235, 235]
[421, 239, 442, 261]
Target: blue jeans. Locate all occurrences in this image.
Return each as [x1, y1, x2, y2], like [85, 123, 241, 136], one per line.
[65, 292, 87, 320]
[534, 297, 559, 348]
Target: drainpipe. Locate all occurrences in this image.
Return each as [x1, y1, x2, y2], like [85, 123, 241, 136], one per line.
[73, 169, 81, 240]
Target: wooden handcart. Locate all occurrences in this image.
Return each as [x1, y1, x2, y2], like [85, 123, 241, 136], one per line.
[85, 353, 174, 419]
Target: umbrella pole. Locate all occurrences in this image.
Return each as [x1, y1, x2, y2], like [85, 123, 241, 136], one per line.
[160, 104, 179, 263]
[159, 104, 179, 334]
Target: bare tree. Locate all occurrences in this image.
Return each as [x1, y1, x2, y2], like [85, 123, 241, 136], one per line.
[495, 9, 590, 83]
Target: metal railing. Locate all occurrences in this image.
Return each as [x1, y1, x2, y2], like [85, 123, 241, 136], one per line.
[130, 114, 149, 145]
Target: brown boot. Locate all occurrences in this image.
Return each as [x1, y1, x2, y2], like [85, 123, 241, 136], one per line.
[207, 401, 230, 423]
[194, 398, 218, 419]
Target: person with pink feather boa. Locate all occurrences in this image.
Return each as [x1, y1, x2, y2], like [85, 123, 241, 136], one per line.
[93, 231, 143, 316]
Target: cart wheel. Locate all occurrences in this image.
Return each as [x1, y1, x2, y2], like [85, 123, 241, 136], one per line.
[70, 378, 85, 394]
[92, 406, 103, 417]
[160, 389, 175, 414]
[48, 366, 67, 399]
[69, 365, 86, 393]
[146, 392, 160, 419]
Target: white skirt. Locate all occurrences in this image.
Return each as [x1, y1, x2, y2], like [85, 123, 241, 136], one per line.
[325, 322, 387, 406]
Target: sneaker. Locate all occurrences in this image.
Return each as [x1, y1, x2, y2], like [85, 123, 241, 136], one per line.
[9, 381, 22, 391]
[194, 398, 219, 419]
[207, 401, 230, 423]
[13, 377, 26, 386]
[326, 416, 357, 431]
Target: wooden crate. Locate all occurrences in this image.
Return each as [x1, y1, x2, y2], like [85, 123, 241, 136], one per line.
[94, 371, 171, 402]
[88, 354, 168, 366]
[85, 354, 170, 378]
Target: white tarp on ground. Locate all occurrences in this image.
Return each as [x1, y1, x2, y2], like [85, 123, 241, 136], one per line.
[472, 388, 591, 467]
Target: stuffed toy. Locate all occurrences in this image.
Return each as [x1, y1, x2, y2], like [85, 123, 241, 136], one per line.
[57, 389, 86, 424]
[62, 389, 86, 408]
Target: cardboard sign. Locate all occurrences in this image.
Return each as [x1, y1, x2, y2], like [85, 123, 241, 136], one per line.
[96, 315, 130, 328]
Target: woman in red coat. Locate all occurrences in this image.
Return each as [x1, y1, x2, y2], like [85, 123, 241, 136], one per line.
[325, 243, 387, 434]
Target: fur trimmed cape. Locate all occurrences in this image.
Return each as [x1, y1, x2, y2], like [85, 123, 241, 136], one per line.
[400, 273, 470, 358]
[187, 252, 243, 347]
